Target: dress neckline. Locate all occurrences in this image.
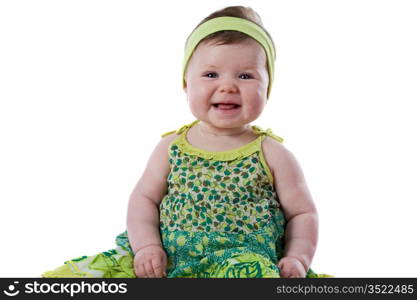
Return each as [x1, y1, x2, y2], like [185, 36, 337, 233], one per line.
[180, 120, 264, 156]
[167, 120, 283, 162]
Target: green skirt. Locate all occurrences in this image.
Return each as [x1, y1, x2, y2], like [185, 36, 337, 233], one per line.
[43, 230, 331, 278]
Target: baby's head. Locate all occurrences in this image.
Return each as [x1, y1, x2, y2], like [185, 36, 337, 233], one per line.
[182, 6, 276, 129]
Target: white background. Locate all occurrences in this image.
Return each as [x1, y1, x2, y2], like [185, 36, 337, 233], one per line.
[1, 0, 416, 277]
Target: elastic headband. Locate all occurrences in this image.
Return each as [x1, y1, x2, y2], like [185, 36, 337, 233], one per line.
[182, 16, 276, 98]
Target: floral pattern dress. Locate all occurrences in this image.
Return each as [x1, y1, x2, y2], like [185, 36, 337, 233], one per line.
[42, 120, 329, 278]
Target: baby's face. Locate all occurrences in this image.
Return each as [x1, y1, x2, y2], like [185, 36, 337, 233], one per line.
[184, 39, 269, 129]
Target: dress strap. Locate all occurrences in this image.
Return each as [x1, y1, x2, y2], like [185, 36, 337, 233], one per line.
[161, 130, 177, 138]
[160, 120, 200, 138]
[251, 125, 284, 143]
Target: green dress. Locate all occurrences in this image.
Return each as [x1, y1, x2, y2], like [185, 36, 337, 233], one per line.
[43, 120, 329, 278]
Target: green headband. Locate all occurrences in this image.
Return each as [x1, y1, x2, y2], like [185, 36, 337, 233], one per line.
[182, 16, 276, 98]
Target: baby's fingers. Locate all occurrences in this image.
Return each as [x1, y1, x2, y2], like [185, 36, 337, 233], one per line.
[287, 267, 305, 278]
[280, 267, 290, 278]
[144, 261, 157, 278]
[277, 263, 291, 278]
[288, 272, 302, 278]
[134, 263, 146, 278]
[152, 256, 167, 277]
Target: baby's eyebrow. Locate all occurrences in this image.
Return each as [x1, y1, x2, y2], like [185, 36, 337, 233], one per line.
[204, 64, 219, 69]
[203, 64, 258, 70]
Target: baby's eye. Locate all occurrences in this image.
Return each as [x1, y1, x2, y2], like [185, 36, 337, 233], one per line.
[204, 72, 218, 78]
[239, 73, 253, 80]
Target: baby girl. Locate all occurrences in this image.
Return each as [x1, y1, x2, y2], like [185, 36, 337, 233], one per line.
[43, 6, 328, 278]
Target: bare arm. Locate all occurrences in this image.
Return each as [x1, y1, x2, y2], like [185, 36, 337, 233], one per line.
[126, 134, 177, 254]
[263, 138, 318, 272]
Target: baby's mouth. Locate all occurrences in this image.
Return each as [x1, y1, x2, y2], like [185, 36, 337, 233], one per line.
[213, 103, 241, 110]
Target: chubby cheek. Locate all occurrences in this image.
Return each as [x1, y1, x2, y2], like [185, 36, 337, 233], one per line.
[244, 89, 266, 117]
[244, 101, 264, 119]
[188, 100, 203, 116]
[186, 81, 213, 111]
[187, 94, 211, 116]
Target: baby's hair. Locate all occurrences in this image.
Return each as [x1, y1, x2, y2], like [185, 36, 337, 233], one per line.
[190, 6, 275, 49]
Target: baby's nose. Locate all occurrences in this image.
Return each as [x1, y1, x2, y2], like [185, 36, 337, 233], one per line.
[219, 80, 238, 93]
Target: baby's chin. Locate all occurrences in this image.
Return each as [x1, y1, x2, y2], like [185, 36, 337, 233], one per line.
[208, 111, 261, 127]
[203, 117, 252, 130]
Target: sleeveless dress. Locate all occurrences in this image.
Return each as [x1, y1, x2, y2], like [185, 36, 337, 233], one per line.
[42, 120, 329, 278]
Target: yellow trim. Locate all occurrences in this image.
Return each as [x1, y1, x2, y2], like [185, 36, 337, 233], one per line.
[169, 120, 263, 161]
[252, 126, 284, 143]
[164, 120, 284, 166]
[161, 130, 177, 138]
[258, 135, 274, 184]
[177, 133, 262, 161]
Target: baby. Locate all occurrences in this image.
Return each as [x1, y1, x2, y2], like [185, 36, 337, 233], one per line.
[43, 6, 327, 278]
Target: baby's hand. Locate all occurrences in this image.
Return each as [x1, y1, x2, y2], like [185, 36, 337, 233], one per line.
[277, 256, 306, 278]
[133, 244, 167, 278]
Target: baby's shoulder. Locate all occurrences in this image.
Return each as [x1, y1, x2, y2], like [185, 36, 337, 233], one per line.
[158, 131, 180, 150]
[146, 131, 180, 161]
[261, 135, 294, 174]
[261, 135, 288, 158]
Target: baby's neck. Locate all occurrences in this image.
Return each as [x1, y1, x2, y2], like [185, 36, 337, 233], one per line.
[186, 121, 257, 152]
[197, 122, 252, 137]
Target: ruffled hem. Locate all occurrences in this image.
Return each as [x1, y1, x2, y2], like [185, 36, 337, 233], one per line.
[175, 134, 263, 161]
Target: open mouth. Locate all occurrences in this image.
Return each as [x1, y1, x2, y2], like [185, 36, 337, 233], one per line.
[213, 103, 241, 110]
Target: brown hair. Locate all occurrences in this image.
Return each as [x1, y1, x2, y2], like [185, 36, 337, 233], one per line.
[189, 6, 275, 49]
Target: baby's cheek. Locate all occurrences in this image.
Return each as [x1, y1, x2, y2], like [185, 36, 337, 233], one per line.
[246, 101, 265, 116]
[190, 99, 208, 112]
